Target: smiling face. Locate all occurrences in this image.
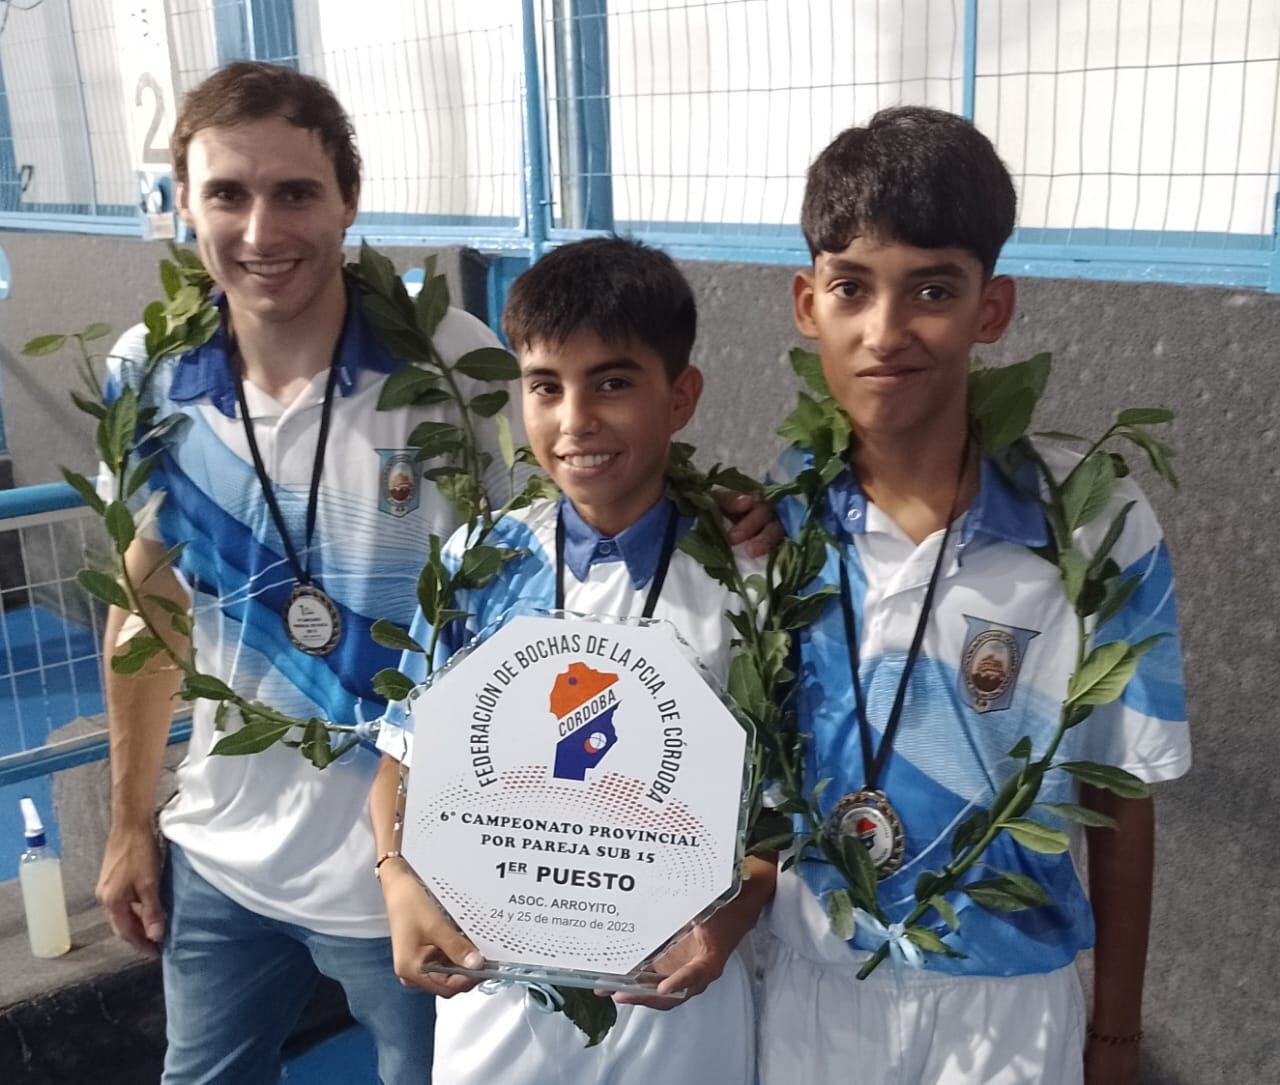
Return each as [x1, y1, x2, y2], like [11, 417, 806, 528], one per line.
[521, 331, 702, 536]
[793, 233, 1015, 445]
[176, 114, 357, 329]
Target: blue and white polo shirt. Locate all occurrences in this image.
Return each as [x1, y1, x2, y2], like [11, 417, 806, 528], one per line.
[377, 496, 757, 762]
[770, 442, 1190, 977]
[102, 289, 504, 936]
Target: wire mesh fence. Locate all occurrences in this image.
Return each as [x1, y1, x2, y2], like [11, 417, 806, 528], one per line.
[0, 0, 1277, 283]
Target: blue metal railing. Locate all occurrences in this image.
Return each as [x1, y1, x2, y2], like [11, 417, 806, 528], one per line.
[0, 484, 191, 789]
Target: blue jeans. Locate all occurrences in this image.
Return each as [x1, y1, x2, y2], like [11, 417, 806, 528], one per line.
[161, 843, 434, 1084]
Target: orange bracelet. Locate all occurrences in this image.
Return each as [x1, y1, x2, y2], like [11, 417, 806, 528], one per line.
[1087, 1025, 1144, 1046]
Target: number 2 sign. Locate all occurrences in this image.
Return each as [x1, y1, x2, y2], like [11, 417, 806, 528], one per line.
[114, 1, 177, 172]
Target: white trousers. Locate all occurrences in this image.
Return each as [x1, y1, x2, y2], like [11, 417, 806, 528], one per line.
[758, 940, 1085, 1085]
[432, 951, 756, 1085]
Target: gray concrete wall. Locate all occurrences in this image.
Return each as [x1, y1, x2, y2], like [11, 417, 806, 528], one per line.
[0, 234, 1275, 1082]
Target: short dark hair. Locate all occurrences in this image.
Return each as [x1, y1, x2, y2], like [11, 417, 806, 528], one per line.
[172, 61, 362, 204]
[801, 106, 1016, 273]
[502, 238, 697, 378]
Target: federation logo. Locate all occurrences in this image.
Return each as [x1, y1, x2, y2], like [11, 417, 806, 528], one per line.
[377, 449, 420, 518]
[550, 662, 621, 781]
[959, 615, 1041, 713]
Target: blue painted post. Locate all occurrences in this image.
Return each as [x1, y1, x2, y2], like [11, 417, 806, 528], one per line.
[553, 0, 613, 231]
[962, 0, 979, 121]
[1269, 191, 1280, 294]
[250, 0, 299, 66]
[521, 0, 552, 262]
[0, 60, 19, 212]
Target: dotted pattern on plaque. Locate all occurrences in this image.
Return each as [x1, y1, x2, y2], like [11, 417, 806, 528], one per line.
[412, 768, 723, 969]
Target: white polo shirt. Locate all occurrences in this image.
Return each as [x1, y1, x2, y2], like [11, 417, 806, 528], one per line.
[103, 287, 505, 936]
[771, 442, 1190, 977]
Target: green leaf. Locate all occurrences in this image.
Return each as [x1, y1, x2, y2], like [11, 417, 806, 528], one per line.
[70, 390, 108, 420]
[1066, 641, 1138, 707]
[1092, 574, 1141, 629]
[950, 808, 989, 859]
[1058, 549, 1088, 606]
[1116, 426, 1180, 489]
[22, 333, 67, 357]
[1057, 761, 1149, 799]
[836, 832, 880, 913]
[1087, 501, 1136, 579]
[417, 556, 443, 627]
[788, 348, 830, 396]
[301, 718, 336, 769]
[104, 500, 136, 552]
[459, 545, 506, 589]
[110, 635, 165, 675]
[409, 420, 463, 451]
[181, 673, 237, 701]
[777, 392, 826, 447]
[1117, 407, 1174, 427]
[1000, 817, 1071, 854]
[78, 569, 129, 610]
[556, 986, 617, 1047]
[929, 895, 960, 931]
[377, 365, 442, 410]
[825, 887, 855, 941]
[159, 260, 181, 299]
[357, 241, 401, 299]
[370, 619, 425, 654]
[963, 871, 1053, 911]
[414, 273, 450, 336]
[211, 719, 296, 756]
[61, 467, 105, 515]
[968, 353, 1051, 452]
[453, 347, 520, 382]
[727, 652, 767, 719]
[904, 926, 950, 954]
[1061, 452, 1116, 533]
[80, 322, 112, 342]
[1008, 736, 1033, 761]
[495, 413, 515, 471]
[709, 466, 761, 494]
[103, 386, 140, 472]
[1037, 802, 1118, 829]
[125, 453, 161, 499]
[468, 390, 509, 418]
[372, 667, 416, 702]
[143, 542, 186, 587]
[776, 586, 837, 630]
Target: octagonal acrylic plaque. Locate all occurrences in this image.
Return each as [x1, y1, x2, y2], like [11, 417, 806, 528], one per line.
[394, 611, 752, 994]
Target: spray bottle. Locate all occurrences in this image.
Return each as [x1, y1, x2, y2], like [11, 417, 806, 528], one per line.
[19, 797, 72, 958]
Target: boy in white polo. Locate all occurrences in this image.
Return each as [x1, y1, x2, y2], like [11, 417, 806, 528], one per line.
[760, 107, 1190, 1085]
[371, 238, 774, 1085]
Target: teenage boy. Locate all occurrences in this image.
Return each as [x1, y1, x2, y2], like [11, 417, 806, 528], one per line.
[371, 237, 775, 1085]
[760, 107, 1190, 1085]
[93, 62, 508, 1084]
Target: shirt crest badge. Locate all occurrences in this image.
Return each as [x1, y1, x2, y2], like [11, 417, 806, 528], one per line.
[959, 615, 1040, 714]
[377, 449, 420, 518]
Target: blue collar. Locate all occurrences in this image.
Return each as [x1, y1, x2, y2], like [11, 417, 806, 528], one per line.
[558, 496, 688, 589]
[168, 278, 400, 418]
[825, 453, 1048, 550]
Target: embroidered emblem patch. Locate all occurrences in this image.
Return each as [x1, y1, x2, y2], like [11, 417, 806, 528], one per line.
[959, 615, 1040, 713]
[377, 449, 420, 518]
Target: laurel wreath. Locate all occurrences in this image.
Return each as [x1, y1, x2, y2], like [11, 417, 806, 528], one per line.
[679, 346, 1180, 979]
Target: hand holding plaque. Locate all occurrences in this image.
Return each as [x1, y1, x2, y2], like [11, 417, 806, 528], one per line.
[394, 613, 752, 997]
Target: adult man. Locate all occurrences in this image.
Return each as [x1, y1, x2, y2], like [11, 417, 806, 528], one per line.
[93, 61, 499, 1084]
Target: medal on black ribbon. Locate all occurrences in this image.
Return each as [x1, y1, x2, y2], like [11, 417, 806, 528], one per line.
[234, 345, 343, 656]
[825, 444, 970, 879]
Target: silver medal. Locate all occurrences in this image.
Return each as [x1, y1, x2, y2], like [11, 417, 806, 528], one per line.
[826, 789, 906, 878]
[284, 583, 341, 655]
